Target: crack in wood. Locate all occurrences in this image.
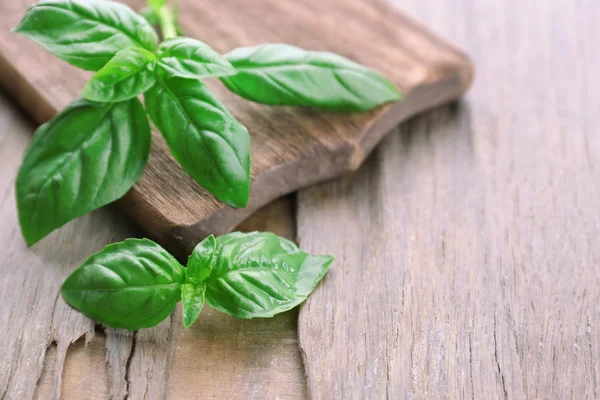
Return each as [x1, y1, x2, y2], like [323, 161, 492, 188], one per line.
[123, 332, 137, 400]
[493, 318, 508, 400]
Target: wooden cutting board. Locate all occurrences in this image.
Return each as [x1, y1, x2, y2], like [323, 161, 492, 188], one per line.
[0, 0, 473, 256]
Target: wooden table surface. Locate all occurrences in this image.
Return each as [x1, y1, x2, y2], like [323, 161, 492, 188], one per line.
[1, 0, 598, 399]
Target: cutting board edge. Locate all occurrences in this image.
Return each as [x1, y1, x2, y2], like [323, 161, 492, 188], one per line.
[0, 49, 57, 124]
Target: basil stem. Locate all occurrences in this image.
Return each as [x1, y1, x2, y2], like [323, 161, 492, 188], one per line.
[155, 3, 178, 40]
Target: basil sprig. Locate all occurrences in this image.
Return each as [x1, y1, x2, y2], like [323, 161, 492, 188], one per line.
[61, 232, 334, 330]
[13, 0, 401, 245]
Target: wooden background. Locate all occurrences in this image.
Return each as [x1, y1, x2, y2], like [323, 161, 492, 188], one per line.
[1, 0, 599, 399]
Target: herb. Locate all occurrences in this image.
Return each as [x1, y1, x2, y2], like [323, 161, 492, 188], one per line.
[61, 238, 184, 330]
[82, 47, 157, 102]
[13, 0, 401, 245]
[221, 44, 402, 111]
[16, 98, 150, 245]
[144, 76, 251, 207]
[61, 232, 334, 330]
[13, 0, 158, 71]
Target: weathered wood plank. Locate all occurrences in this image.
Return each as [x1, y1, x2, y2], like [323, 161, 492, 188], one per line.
[35, 336, 111, 400]
[0, 0, 472, 258]
[297, 0, 600, 398]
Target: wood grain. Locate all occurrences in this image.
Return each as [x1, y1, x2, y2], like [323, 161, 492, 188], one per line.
[0, 91, 305, 399]
[298, 0, 600, 398]
[0, 0, 472, 258]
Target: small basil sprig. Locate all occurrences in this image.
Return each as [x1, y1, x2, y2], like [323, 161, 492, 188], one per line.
[61, 232, 333, 330]
[13, 0, 401, 245]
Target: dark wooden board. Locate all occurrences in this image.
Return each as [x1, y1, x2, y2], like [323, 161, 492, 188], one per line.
[297, 0, 600, 397]
[0, 0, 472, 256]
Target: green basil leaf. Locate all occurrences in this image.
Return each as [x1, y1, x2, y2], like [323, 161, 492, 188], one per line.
[144, 76, 251, 208]
[13, 0, 158, 71]
[62, 238, 184, 330]
[156, 37, 235, 79]
[203, 232, 334, 319]
[82, 47, 156, 102]
[180, 235, 215, 328]
[181, 283, 206, 328]
[16, 97, 151, 245]
[220, 44, 402, 112]
[186, 234, 216, 284]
